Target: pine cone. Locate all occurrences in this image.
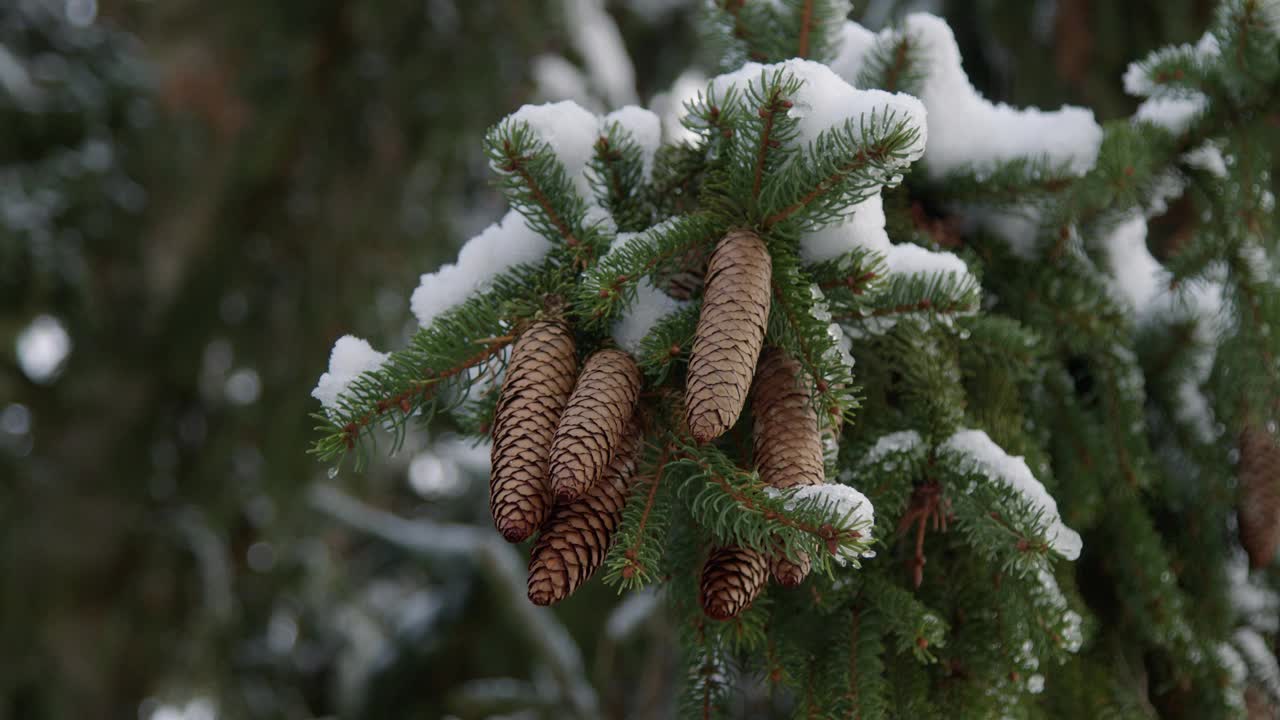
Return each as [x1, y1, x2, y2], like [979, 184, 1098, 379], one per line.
[752, 349, 823, 585]
[489, 320, 577, 542]
[700, 545, 768, 620]
[752, 349, 823, 490]
[1238, 426, 1280, 569]
[684, 229, 772, 444]
[769, 553, 813, 588]
[528, 417, 642, 606]
[549, 349, 642, 503]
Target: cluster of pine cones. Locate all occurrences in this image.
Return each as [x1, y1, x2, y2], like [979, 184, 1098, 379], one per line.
[488, 229, 831, 619]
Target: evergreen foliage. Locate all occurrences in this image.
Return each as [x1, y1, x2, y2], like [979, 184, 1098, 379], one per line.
[314, 1, 1280, 716]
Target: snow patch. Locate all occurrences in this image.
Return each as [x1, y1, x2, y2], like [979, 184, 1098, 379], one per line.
[862, 430, 925, 464]
[603, 105, 662, 179]
[708, 58, 928, 157]
[828, 15, 1101, 180]
[941, 429, 1083, 560]
[783, 483, 876, 564]
[313, 336, 390, 410]
[410, 209, 553, 327]
[503, 101, 600, 198]
[1103, 214, 1165, 314]
[612, 279, 689, 354]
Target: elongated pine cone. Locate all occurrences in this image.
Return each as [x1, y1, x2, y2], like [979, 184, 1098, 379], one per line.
[489, 320, 577, 543]
[549, 349, 642, 503]
[1238, 426, 1280, 569]
[752, 348, 824, 586]
[684, 229, 772, 444]
[700, 545, 768, 620]
[528, 417, 642, 606]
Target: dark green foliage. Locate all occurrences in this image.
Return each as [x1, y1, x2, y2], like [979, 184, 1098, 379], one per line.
[310, 0, 1280, 717]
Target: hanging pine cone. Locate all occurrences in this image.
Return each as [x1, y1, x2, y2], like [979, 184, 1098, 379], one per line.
[752, 348, 824, 586]
[548, 349, 642, 503]
[1238, 425, 1280, 569]
[769, 553, 813, 588]
[528, 417, 642, 606]
[700, 545, 768, 620]
[684, 229, 772, 444]
[489, 320, 578, 543]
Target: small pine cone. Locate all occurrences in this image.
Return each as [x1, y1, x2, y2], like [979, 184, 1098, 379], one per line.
[752, 349, 824, 585]
[700, 545, 768, 620]
[1238, 426, 1280, 569]
[770, 553, 813, 588]
[549, 349, 642, 503]
[684, 229, 772, 444]
[489, 320, 577, 543]
[528, 418, 642, 606]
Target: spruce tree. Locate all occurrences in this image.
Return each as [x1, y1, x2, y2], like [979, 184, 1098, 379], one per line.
[312, 1, 1280, 716]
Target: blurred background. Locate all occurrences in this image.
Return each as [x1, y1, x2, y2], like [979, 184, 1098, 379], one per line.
[0, 0, 1219, 718]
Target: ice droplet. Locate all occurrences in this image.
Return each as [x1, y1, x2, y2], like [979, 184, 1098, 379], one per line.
[327, 466, 340, 479]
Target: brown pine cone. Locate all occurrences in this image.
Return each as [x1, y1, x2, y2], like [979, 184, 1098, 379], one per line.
[684, 229, 772, 444]
[700, 545, 768, 620]
[752, 349, 824, 490]
[489, 320, 577, 543]
[752, 349, 824, 585]
[769, 553, 813, 588]
[1238, 425, 1280, 569]
[549, 349, 643, 502]
[528, 417, 642, 606]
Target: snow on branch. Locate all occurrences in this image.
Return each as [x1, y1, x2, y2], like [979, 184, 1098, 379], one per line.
[940, 429, 1083, 561]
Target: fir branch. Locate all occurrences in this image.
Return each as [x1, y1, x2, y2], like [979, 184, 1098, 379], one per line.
[604, 442, 677, 589]
[635, 303, 700, 383]
[577, 213, 719, 329]
[589, 120, 651, 232]
[485, 120, 598, 262]
[857, 28, 925, 94]
[676, 441, 873, 566]
[760, 110, 923, 230]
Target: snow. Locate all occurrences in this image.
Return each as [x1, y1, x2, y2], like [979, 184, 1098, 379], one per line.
[828, 15, 1101, 180]
[565, 0, 638, 109]
[800, 191, 972, 281]
[613, 279, 689, 353]
[603, 230, 691, 353]
[883, 242, 968, 277]
[800, 192, 889, 263]
[1183, 142, 1228, 178]
[828, 21, 878, 84]
[941, 429, 1083, 560]
[649, 68, 707, 145]
[502, 101, 600, 198]
[410, 209, 553, 327]
[603, 105, 662, 179]
[1126, 33, 1220, 135]
[863, 430, 924, 463]
[313, 336, 390, 410]
[1103, 214, 1165, 314]
[1235, 627, 1280, 698]
[1133, 96, 1207, 135]
[708, 58, 928, 157]
[782, 483, 876, 564]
